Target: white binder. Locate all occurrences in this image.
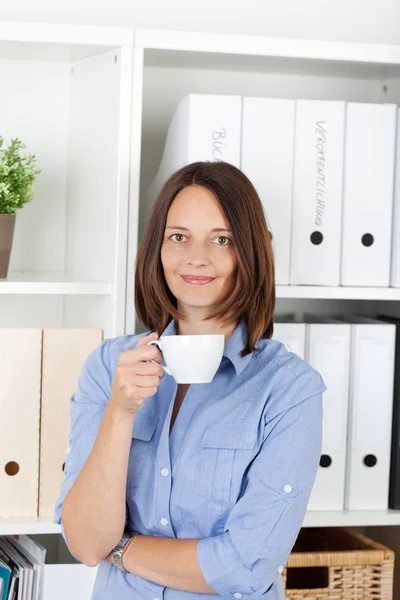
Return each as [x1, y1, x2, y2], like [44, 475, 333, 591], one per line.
[241, 98, 295, 284]
[390, 107, 400, 287]
[273, 317, 306, 359]
[146, 94, 242, 204]
[341, 316, 395, 510]
[341, 103, 397, 286]
[290, 100, 345, 285]
[304, 316, 351, 510]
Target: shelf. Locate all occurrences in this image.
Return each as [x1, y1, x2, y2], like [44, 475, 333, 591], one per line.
[0, 272, 113, 295]
[304, 510, 400, 528]
[0, 518, 61, 535]
[2, 280, 397, 301]
[2, 511, 400, 536]
[137, 27, 400, 66]
[276, 285, 400, 301]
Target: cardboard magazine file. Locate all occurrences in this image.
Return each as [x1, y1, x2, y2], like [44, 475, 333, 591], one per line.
[0, 329, 42, 518]
[39, 329, 103, 518]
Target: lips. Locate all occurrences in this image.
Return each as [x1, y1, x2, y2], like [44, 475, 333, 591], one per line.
[181, 275, 215, 285]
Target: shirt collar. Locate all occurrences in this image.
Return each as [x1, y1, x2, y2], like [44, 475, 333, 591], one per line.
[161, 318, 253, 377]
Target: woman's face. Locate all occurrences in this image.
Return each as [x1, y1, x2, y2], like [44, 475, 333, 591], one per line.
[161, 184, 238, 314]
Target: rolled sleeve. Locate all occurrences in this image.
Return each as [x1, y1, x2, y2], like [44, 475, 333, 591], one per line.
[53, 339, 112, 554]
[197, 379, 325, 599]
[197, 532, 272, 599]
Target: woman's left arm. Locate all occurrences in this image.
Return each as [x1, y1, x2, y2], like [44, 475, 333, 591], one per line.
[105, 535, 214, 593]
[105, 383, 324, 597]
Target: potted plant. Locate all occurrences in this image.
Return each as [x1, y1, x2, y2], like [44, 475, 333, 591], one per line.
[0, 137, 41, 278]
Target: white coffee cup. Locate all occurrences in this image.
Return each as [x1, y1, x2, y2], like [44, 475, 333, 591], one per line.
[148, 334, 225, 384]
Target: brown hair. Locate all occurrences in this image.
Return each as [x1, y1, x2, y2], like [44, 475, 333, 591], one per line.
[135, 161, 275, 356]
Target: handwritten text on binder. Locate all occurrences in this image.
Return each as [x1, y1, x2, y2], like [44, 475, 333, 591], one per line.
[315, 121, 327, 227]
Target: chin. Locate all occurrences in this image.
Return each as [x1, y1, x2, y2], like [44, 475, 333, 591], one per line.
[180, 298, 215, 308]
[175, 294, 217, 309]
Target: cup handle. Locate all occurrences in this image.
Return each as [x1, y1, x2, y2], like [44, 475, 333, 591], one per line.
[147, 340, 172, 376]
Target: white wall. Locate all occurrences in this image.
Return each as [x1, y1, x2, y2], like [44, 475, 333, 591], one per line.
[0, 0, 399, 45]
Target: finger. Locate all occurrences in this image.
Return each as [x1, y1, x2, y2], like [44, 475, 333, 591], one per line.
[119, 344, 162, 364]
[136, 332, 159, 348]
[139, 386, 158, 399]
[133, 361, 165, 377]
[132, 374, 161, 388]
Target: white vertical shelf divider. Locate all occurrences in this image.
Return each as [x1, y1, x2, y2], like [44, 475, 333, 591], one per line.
[125, 47, 144, 335]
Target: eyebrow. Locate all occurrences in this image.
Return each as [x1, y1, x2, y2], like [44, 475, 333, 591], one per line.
[165, 226, 232, 233]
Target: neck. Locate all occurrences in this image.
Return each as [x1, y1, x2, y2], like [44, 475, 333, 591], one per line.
[176, 310, 239, 343]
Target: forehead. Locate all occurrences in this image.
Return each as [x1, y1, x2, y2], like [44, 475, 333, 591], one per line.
[166, 185, 228, 225]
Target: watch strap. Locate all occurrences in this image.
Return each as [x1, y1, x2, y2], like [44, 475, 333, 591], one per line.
[113, 531, 137, 571]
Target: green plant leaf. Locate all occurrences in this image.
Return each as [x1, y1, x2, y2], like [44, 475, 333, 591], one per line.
[0, 135, 41, 214]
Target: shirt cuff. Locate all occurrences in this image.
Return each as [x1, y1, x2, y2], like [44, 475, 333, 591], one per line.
[197, 532, 274, 600]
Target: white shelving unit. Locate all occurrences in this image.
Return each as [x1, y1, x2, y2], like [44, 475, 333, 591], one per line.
[2, 19, 400, 598]
[0, 21, 135, 338]
[0, 21, 136, 600]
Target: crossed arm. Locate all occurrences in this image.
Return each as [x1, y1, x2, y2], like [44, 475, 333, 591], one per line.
[105, 534, 217, 594]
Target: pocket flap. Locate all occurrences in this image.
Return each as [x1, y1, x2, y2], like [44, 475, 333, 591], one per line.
[132, 415, 159, 441]
[201, 422, 258, 450]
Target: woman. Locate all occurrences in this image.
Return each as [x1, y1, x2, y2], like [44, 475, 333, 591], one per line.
[54, 161, 326, 600]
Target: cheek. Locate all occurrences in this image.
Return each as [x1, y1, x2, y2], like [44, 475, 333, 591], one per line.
[219, 251, 237, 277]
[161, 245, 181, 274]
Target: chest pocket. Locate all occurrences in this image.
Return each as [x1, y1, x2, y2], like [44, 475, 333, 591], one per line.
[194, 422, 258, 505]
[128, 415, 159, 490]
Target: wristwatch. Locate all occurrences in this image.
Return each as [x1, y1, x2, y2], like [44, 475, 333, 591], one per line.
[112, 531, 138, 571]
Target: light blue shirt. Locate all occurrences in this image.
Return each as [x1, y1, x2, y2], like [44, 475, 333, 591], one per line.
[54, 319, 326, 600]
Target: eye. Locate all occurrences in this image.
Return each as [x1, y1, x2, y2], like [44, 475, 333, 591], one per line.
[213, 236, 232, 246]
[170, 233, 186, 243]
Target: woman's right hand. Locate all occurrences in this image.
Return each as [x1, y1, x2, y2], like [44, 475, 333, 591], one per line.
[109, 332, 164, 416]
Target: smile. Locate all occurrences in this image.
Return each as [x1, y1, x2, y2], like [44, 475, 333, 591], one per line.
[180, 275, 215, 285]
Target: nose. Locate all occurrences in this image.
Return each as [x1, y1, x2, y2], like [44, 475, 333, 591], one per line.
[188, 258, 210, 267]
[186, 242, 211, 267]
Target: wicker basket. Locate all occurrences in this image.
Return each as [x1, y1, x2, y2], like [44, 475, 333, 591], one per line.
[282, 527, 394, 600]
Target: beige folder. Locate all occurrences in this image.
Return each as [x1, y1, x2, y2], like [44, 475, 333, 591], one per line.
[39, 329, 103, 518]
[0, 329, 42, 518]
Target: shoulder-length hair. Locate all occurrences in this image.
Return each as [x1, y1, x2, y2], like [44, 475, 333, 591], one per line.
[135, 161, 275, 356]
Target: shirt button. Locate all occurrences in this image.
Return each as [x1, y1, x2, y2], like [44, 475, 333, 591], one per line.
[233, 594, 242, 599]
[161, 468, 169, 476]
[160, 517, 169, 526]
[283, 484, 292, 494]
[278, 565, 284, 574]
[154, 597, 160, 600]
